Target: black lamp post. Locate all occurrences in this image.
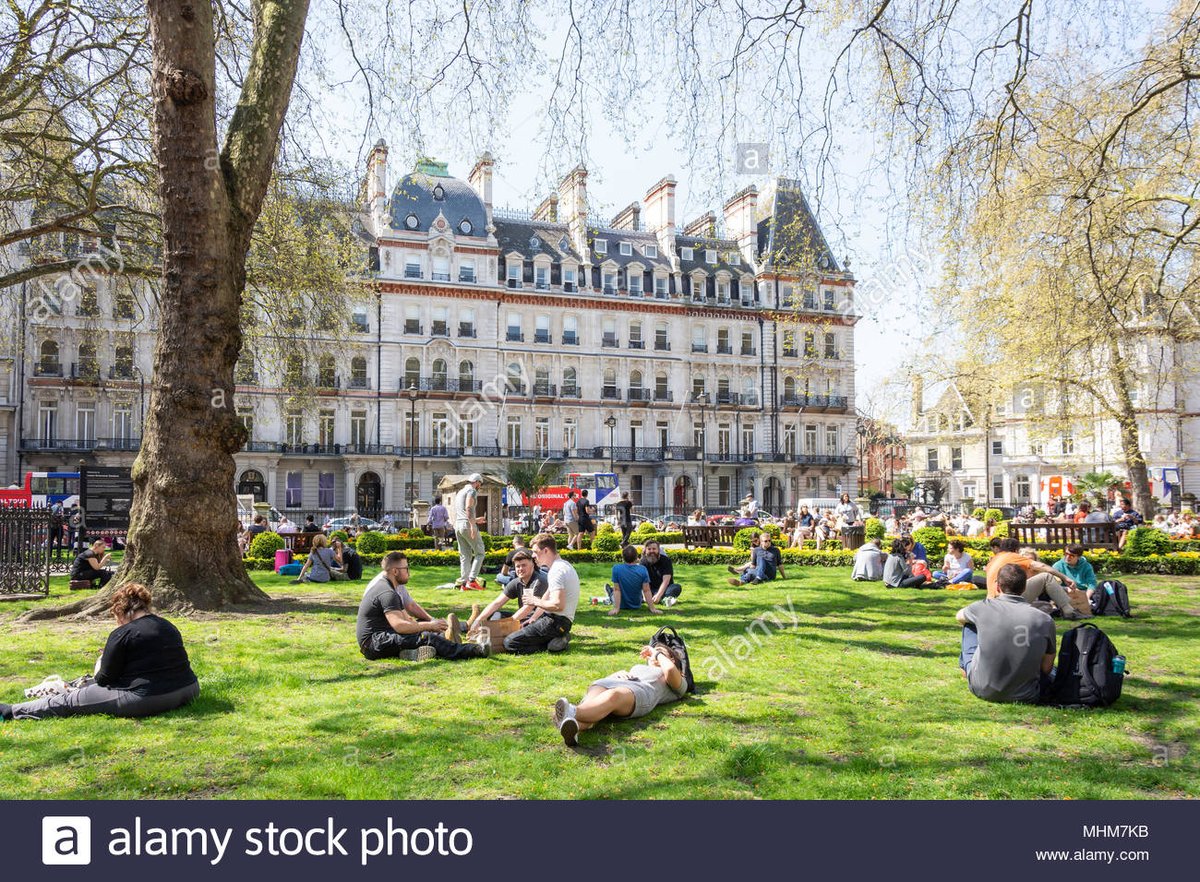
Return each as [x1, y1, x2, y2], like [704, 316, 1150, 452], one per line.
[694, 392, 709, 510]
[604, 415, 616, 474]
[855, 419, 867, 497]
[404, 382, 418, 516]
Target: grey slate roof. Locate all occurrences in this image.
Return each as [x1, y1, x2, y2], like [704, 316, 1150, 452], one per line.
[673, 234, 751, 277]
[585, 227, 672, 270]
[493, 219, 582, 262]
[758, 180, 839, 272]
[388, 172, 488, 238]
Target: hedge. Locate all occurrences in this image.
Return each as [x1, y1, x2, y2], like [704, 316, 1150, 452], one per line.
[248, 531, 284, 558]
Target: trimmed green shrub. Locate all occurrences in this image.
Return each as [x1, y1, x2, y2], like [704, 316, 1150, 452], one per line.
[733, 528, 760, 551]
[355, 531, 388, 555]
[592, 533, 622, 552]
[822, 539, 843, 551]
[248, 531, 285, 558]
[1125, 526, 1170, 557]
[596, 522, 616, 535]
[972, 507, 986, 520]
[984, 509, 1004, 524]
[330, 529, 350, 544]
[635, 521, 657, 535]
[242, 557, 276, 571]
[912, 526, 947, 561]
[992, 520, 1010, 538]
[864, 517, 886, 543]
[384, 536, 436, 550]
[762, 523, 782, 541]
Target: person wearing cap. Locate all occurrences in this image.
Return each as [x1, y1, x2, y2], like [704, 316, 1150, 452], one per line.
[454, 474, 487, 588]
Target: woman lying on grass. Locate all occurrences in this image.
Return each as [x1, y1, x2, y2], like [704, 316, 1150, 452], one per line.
[552, 642, 688, 746]
[1, 583, 199, 722]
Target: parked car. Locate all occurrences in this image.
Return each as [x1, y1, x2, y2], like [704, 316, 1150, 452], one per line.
[326, 516, 383, 533]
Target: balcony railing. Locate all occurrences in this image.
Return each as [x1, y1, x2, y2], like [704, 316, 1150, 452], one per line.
[561, 386, 581, 399]
[534, 332, 551, 344]
[708, 451, 757, 463]
[34, 362, 63, 377]
[654, 390, 674, 402]
[71, 362, 100, 381]
[691, 343, 708, 353]
[742, 347, 757, 356]
[107, 366, 135, 380]
[458, 324, 476, 337]
[563, 282, 577, 293]
[400, 377, 482, 394]
[654, 341, 671, 351]
[532, 383, 557, 398]
[601, 387, 622, 400]
[348, 377, 371, 390]
[403, 323, 423, 335]
[404, 267, 423, 279]
[716, 344, 733, 354]
[431, 272, 451, 282]
[629, 340, 645, 350]
[431, 322, 449, 336]
[603, 285, 618, 296]
[781, 394, 849, 411]
[562, 333, 578, 345]
[458, 271, 476, 284]
[627, 388, 651, 402]
[506, 331, 524, 342]
[394, 445, 464, 458]
[601, 335, 618, 347]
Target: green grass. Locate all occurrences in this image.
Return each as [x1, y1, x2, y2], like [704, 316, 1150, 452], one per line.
[1, 565, 1197, 799]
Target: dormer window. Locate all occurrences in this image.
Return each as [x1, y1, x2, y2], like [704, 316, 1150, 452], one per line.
[645, 244, 658, 258]
[530, 235, 541, 249]
[559, 236, 570, 251]
[729, 253, 739, 265]
[619, 242, 632, 256]
[459, 219, 472, 235]
[405, 214, 419, 230]
[681, 247, 693, 261]
[705, 249, 717, 264]
[432, 184, 445, 201]
[594, 239, 608, 255]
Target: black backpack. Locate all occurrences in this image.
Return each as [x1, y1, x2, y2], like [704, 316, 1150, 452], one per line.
[1049, 623, 1124, 708]
[1091, 579, 1132, 617]
[650, 626, 695, 693]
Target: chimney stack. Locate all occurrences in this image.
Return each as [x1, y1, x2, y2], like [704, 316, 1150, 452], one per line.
[468, 151, 494, 226]
[557, 164, 589, 256]
[682, 211, 716, 239]
[610, 202, 641, 231]
[643, 175, 676, 232]
[532, 193, 559, 223]
[366, 139, 389, 233]
[723, 185, 758, 247]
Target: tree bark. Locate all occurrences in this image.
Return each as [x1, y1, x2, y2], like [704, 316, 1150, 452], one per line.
[23, 0, 310, 619]
[1109, 339, 1155, 517]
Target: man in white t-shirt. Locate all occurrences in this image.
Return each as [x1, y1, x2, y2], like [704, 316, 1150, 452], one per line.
[505, 533, 579, 653]
[453, 474, 487, 587]
[562, 491, 580, 549]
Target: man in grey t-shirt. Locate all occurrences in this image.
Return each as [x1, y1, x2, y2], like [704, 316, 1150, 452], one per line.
[956, 563, 1057, 703]
[453, 474, 486, 587]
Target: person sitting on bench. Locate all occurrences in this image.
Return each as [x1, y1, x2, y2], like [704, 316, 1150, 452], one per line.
[956, 563, 1056, 703]
[71, 539, 114, 588]
[2, 583, 199, 721]
[551, 642, 689, 746]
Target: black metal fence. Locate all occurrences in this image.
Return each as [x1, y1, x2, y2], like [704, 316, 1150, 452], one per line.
[0, 505, 52, 596]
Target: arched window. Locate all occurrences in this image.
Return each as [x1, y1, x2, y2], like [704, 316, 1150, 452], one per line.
[458, 360, 474, 391]
[602, 368, 617, 398]
[629, 370, 643, 391]
[350, 356, 368, 388]
[431, 358, 448, 390]
[563, 367, 578, 395]
[506, 362, 523, 392]
[535, 366, 550, 391]
[318, 354, 336, 387]
[783, 375, 796, 398]
[38, 340, 60, 375]
[404, 357, 420, 390]
[284, 353, 305, 385]
[77, 342, 98, 379]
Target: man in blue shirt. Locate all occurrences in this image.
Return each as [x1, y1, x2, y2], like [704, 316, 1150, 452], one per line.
[729, 532, 785, 585]
[605, 544, 662, 615]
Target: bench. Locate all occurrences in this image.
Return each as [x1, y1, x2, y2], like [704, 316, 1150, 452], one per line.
[682, 524, 742, 548]
[1009, 521, 1119, 552]
[282, 532, 322, 556]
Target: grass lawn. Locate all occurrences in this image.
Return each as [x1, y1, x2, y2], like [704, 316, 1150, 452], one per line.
[1, 564, 1197, 799]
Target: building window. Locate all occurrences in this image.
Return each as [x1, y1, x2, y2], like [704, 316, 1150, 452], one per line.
[1029, 439, 1044, 456]
[655, 324, 669, 350]
[992, 478, 1005, 501]
[741, 330, 754, 356]
[645, 244, 658, 258]
[535, 265, 549, 290]
[404, 409, 419, 449]
[823, 289, 836, 311]
[459, 258, 476, 283]
[317, 355, 336, 387]
[657, 420, 669, 448]
[404, 357, 420, 390]
[286, 411, 304, 446]
[718, 475, 731, 507]
[404, 255, 422, 279]
[507, 313, 523, 342]
[705, 249, 716, 264]
[350, 356, 368, 388]
[286, 472, 303, 508]
[628, 272, 643, 296]
[630, 474, 644, 505]
[951, 446, 963, 470]
[629, 321, 643, 347]
[350, 411, 367, 448]
[459, 308, 475, 337]
[803, 330, 816, 358]
[458, 360, 475, 390]
[563, 316, 578, 345]
[562, 418, 576, 452]
[1015, 475, 1031, 501]
[76, 286, 99, 316]
[563, 267, 577, 290]
[824, 333, 837, 359]
[784, 424, 797, 456]
[432, 413, 450, 453]
[1061, 432, 1075, 455]
[718, 424, 731, 456]
[744, 425, 756, 456]
[114, 286, 136, 319]
[318, 473, 335, 508]
[319, 409, 335, 447]
[506, 416, 522, 455]
[681, 246, 693, 261]
[741, 281, 754, 305]
[506, 261, 522, 287]
[506, 363, 524, 393]
[114, 408, 134, 441]
[352, 306, 369, 333]
[691, 326, 707, 353]
[692, 376, 706, 397]
[432, 253, 450, 282]
[619, 242, 632, 256]
[803, 425, 817, 455]
[535, 417, 549, 455]
[926, 447, 939, 471]
[991, 440, 1004, 456]
[404, 305, 421, 335]
[654, 275, 667, 297]
[76, 405, 96, 443]
[563, 367, 578, 396]
[602, 318, 617, 347]
[603, 271, 617, 294]
[535, 315, 551, 344]
[594, 239, 608, 255]
[431, 307, 449, 336]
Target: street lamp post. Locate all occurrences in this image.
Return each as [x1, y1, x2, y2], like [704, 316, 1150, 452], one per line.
[404, 383, 418, 522]
[695, 392, 709, 511]
[604, 415, 616, 474]
[855, 419, 867, 497]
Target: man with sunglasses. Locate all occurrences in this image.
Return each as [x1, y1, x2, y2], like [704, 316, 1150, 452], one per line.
[356, 552, 490, 661]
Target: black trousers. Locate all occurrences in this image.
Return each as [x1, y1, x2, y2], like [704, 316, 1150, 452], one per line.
[620, 524, 633, 545]
[360, 631, 485, 661]
[503, 614, 571, 654]
[889, 573, 928, 589]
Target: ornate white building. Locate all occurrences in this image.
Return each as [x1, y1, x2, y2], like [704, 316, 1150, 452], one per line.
[10, 146, 862, 516]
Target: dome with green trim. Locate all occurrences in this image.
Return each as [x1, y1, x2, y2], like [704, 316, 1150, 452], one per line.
[388, 158, 487, 238]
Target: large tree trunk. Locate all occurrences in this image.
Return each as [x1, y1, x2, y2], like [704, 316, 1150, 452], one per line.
[23, 0, 310, 619]
[1109, 339, 1155, 517]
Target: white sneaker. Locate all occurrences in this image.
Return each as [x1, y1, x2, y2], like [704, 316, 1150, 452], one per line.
[664, 596, 677, 607]
[553, 697, 578, 746]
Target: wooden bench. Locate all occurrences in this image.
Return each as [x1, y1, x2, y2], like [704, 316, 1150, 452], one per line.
[682, 524, 742, 548]
[282, 532, 322, 556]
[1009, 521, 1119, 551]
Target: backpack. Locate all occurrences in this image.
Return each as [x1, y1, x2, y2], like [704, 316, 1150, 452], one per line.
[650, 626, 695, 693]
[1091, 579, 1131, 617]
[1049, 623, 1124, 709]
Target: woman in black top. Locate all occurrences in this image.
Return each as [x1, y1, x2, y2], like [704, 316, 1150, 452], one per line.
[615, 491, 635, 545]
[70, 539, 115, 587]
[1, 584, 199, 722]
[332, 538, 363, 580]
